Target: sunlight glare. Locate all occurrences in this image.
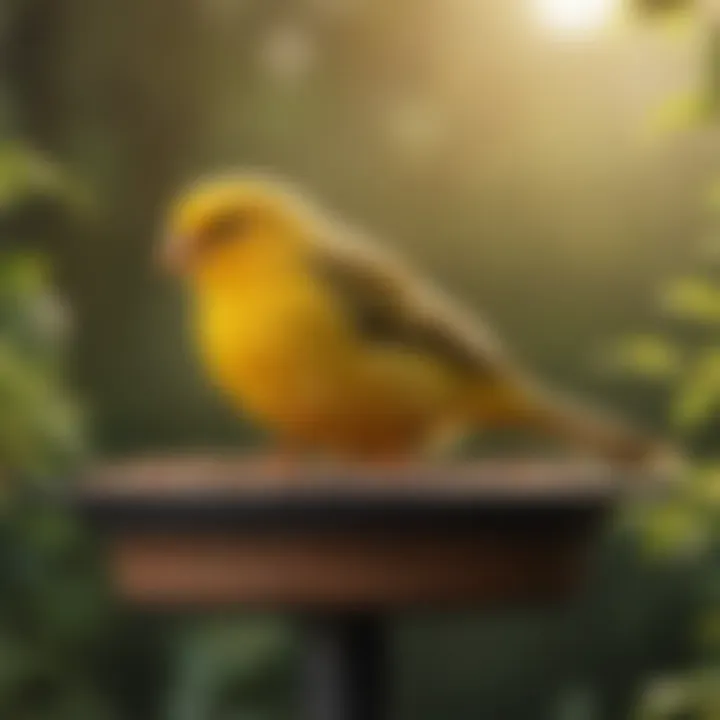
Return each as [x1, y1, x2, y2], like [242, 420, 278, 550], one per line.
[533, 0, 617, 37]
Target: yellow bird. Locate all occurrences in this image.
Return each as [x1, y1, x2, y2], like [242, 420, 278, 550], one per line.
[159, 172, 668, 468]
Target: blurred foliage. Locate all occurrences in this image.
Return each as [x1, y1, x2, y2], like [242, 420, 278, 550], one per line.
[0, 136, 90, 480]
[637, 671, 720, 720]
[0, 253, 84, 479]
[164, 618, 295, 720]
[0, 141, 114, 718]
[661, 276, 720, 324]
[633, 0, 694, 15]
[0, 143, 87, 215]
[609, 334, 682, 379]
[611, 176, 720, 719]
[643, 6, 720, 140]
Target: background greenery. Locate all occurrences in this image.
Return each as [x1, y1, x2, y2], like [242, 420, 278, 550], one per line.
[0, 0, 718, 717]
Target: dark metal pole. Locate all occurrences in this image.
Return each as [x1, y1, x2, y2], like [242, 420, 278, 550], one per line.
[302, 613, 388, 720]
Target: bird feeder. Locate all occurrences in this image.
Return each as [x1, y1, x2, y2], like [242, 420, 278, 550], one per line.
[77, 456, 635, 720]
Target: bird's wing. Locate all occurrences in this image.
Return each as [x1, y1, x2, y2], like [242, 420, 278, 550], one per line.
[307, 224, 510, 377]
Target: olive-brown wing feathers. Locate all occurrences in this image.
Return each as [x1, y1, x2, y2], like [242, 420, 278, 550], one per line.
[308, 227, 508, 378]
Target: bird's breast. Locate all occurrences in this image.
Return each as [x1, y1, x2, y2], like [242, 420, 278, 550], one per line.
[194, 272, 355, 425]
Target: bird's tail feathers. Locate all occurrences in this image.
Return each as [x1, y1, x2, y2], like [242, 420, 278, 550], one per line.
[468, 375, 680, 472]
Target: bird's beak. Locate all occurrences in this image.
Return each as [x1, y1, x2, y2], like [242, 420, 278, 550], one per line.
[157, 234, 193, 275]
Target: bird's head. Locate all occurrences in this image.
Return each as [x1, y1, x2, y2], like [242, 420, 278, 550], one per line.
[159, 173, 319, 284]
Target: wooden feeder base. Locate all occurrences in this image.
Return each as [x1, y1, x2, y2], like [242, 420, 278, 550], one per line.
[76, 456, 634, 720]
[108, 526, 586, 609]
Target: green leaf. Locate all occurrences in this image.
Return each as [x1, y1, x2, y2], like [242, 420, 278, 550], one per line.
[636, 669, 720, 720]
[644, 91, 705, 141]
[640, 503, 709, 558]
[661, 276, 720, 323]
[628, 1, 696, 42]
[632, 0, 694, 17]
[705, 179, 720, 211]
[642, 27, 720, 136]
[0, 253, 50, 294]
[696, 230, 720, 262]
[0, 142, 91, 215]
[672, 349, 720, 430]
[610, 334, 682, 378]
[706, 25, 720, 121]
[696, 608, 720, 651]
[556, 685, 599, 720]
[636, 675, 694, 720]
[689, 464, 720, 506]
[0, 257, 85, 477]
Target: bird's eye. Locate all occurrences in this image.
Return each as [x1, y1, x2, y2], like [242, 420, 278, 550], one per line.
[201, 210, 253, 247]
